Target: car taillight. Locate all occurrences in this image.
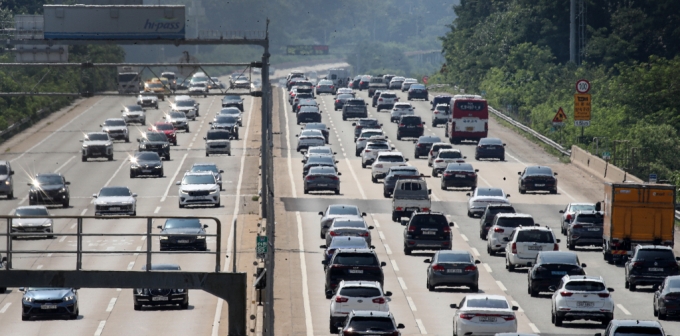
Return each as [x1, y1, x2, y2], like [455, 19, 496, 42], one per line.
[305, 176, 315, 180]
[330, 85, 334, 89]
[379, 98, 383, 101]
[572, 224, 582, 229]
[464, 265, 477, 272]
[511, 243, 517, 254]
[664, 294, 680, 301]
[554, 243, 559, 251]
[435, 159, 443, 163]
[335, 296, 348, 303]
[429, 150, 433, 155]
[417, 124, 423, 128]
[336, 100, 340, 103]
[417, 144, 424, 147]
[468, 173, 476, 177]
[407, 225, 416, 232]
[494, 227, 504, 233]
[359, 232, 369, 237]
[365, 150, 371, 152]
[485, 123, 488, 131]
[375, 164, 383, 168]
[432, 264, 445, 271]
[372, 297, 386, 304]
[459, 313, 475, 320]
[329, 231, 338, 236]
[329, 176, 339, 181]
[399, 124, 405, 127]
[422, 208, 430, 211]
[566, 214, 572, 221]
[560, 291, 573, 297]
[632, 262, 644, 268]
[598, 293, 610, 298]
[502, 315, 516, 321]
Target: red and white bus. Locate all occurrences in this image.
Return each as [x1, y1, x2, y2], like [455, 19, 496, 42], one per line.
[445, 95, 488, 143]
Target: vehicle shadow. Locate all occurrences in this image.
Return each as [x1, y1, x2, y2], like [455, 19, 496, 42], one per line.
[559, 321, 606, 330]
[409, 252, 435, 258]
[137, 305, 194, 311]
[434, 287, 480, 293]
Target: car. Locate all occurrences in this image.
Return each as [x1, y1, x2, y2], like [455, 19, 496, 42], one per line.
[402, 211, 452, 254]
[138, 131, 171, 160]
[318, 204, 367, 239]
[296, 106, 322, 125]
[93, 186, 137, 216]
[518, 166, 558, 194]
[0, 161, 13, 199]
[12, 206, 54, 239]
[383, 166, 421, 198]
[209, 76, 223, 89]
[176, 77, 189, 90]
[231, 75, 250, 89]
[431, 103, 450, 127]
[161, 71, 177, 90]
[323, 248, 386, 298]
[325, 217, 373, 246]
[176, 172, 221, 208]
[352, 118, 382, 141]
[427, 142, 454, 166]
[566, 211, 604, 250]
[296, 84, 314, 97]
[654, 275, 680, 319]
[357, 75, 371, 90]
[315, 79, 335, 95]
[172, 96, 199, 119]
[130, 151, 163, 178]
[476, 137, 506, 160]
[361, 141, 392, 168]
[505, 226, 560, 271]
[157, 218, 208, 251]
[425, 250, 480, 291]
[466, 187, 511, 217]
[328, 281, 391, 333]
[430, 95, 453, 110]
[625, 245, 680, 291]
[164, 111, 190, 132]
[137, 94, 159, 109]
[100, 118, 129, 142]
[371, 152, 408, 183]
[222, 94, 244, 111]
[382, 74, 395, 85]
[528, 251, 586, 297]
[148, 122, 178, 146]
[335, 310, 404, 336]
[451, 295, 519, 336]
[350, 75, 362, 89]
[432, 149, 467, 177]
[595, 320, 666, 336]
[487, 213, 534, 255]
[375, 91, 398, 111]
[27, 173, 70, 207]
[390, 103, 415, 122]
[371, 90, 385, 107]
[121, 105, 146, 125]
[407, 83, 428, 100]
[389, 76, 405, 89]
[333, 93, 355, 111]
[479, 204, 516, 240]
[133, 263, 188, 310]
[413, 136, 442, 159]
[217, 107, 243, 127]
[294, 98, 318, 113]
[210, 116, 240, 140]
[302, 155, 338, 177]
[342, 98, 368, 120]
[188, 82, 209, 97]
[559, 202, 596, 234]
[401, 78, 418, 91]
[303, 146, 335, 163]
[190, 163, 224, 190]
[355, 129, 387, 155]
[320, 236, 371, 266]
[396, 115, 424, 140]
[551, 275, 614, 326]
[296, 129, 326, 152]
[441, 163, 478, 190]
[80, 132, 113, 162]
[302, 123, 329, 144]
[204, 130, 232, 156]
[304, 166, 341, 195]
[21, 287, 78, 320]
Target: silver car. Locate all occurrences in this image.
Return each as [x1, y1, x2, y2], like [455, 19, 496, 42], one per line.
[81, 132, 114, 162]
[316, 79, 336, 95]
[218, 107, 243, 126]
[204, 130, 232, 156]
[190, 163, 224, 191]
[0, 161, 14, 199]
[12, 206, 53, 239]
[425, 250, 480, 292]
[296, 130, 325, 152]
[137, 94, 158, 109]
[401, 78, 418, 91]
[432, 103, 450, 127]
[122, 105, 146, 125]
[318, 204, 367, 239]
[176, 172, 220, 208]
[389, 77, 405, 89]
[303, 146, 335, 163]
[304, 166, 341, 195]
[100, 118, 129, 142]
[559, 203, 596, 234]
[164, 111, 190, 132]
[93, 186, 137, 216]
[325, 217, 373, 246]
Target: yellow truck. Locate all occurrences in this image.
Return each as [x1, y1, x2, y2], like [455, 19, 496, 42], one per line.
[601, 182, 676, 263]
[143, 79, 170, 101]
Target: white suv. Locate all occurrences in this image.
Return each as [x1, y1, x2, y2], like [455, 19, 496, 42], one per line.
[431, 149, 466, 177]
[371, 152, 408, 183]
[329, 280, 391, 333]
[505, 226, 560, 271]
[361, 141, 392, 168]
[176, 172, 221, 208]
[428, 142, 453, 167]
[390, 103, 415, 123]
[487, 214, 534, 255]
[432, 103, 450, 127]
[355, 129, 386, 156]
[551, 275, 614, 327]
[376, 92, 398, 111]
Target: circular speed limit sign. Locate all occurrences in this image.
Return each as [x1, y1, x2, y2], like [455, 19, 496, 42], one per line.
[576, 79, 590, 93]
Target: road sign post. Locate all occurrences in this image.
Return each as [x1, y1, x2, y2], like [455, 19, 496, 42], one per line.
[422, 75, 429, 84]
[576, 79, 591, 93]
[256, 235, 268, 259]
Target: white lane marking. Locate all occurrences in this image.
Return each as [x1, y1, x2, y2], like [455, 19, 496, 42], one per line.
[134, 246, 141, 256]
[36, 265, 43, 269]
[0, 303, 11, 313]
[511, 300, 524, 313]
[47, 253, 52, 257]
[154, 206, 161, 214]
[10, 98, 103, 163]
[160, 152, 188, 202]
[101, 157, 129, 188]
[59, 236, 66, 243]
[141, 236, 146, 241]
[106, 246, 114, 251]
[558, 187, 577, 201]
[477, 174, 492, 187]
[80, 209, 87, 216]
[505, 152, 526, 166]
[470, 247, 480, 257]
[117, 288, 121, 292]
[54, 155, 76, 173]
[460, 234, 469, 242]
[18, 197, 26, 205]
[529, 323, 540, 334]
[397, 277, 408, 290]
[7, 209, 15, 215]
[373, 219, 380, 228]
[127, 261, 135, 270]
[105, 298, 117, 312]
[415, 319, 427, 334]
[378, 231, 386, 240]
[482, 263, 492, 273]
[343, 157, 367, 199]
[384, 244, 392, 255]
[432, 194, 440, 202]
[496, 280, 507, 291]
[617, 303, 631, 315]
[391, 260, 399, 271]
[94, 320, 106, 336]
[406, 296, 418, 311]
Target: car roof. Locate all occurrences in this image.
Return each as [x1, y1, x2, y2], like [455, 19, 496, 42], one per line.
[16, 205, 48, 210]
[432, 142, 452, 147]
[563, 275, 604, 282]
[417, 136, 441, 142]
[636, 245, 674, 251]
[495, 213, 532, 219]
[377, 152, 403, 157]
[338, 280, 382, 288]
[36, 173, 62, 177]
[192, 162, 218, 167]
[464, 294, 508, 302]
[609, 319, 663, 328]
[538, 251, 578, 259]
[349, 310, 392, 318]
[485, 203, 514, 209]
[437, 250, 472, 256]
[334, 248, 376, 254]
[184, 171, 214, 176]
[515, 225, 551, 231]
[87, 132, 108, 136]
[439, 149, 461, 153]
[329, 236, 368, 246]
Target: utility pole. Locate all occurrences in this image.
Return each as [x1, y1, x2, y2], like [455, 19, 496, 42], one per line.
[570, 0, 576, 63]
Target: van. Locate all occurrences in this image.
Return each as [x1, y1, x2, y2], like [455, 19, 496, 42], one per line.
[391, 179, 431, 222]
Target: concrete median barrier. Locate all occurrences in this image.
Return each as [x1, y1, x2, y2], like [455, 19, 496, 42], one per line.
[570, 145, 643, 183]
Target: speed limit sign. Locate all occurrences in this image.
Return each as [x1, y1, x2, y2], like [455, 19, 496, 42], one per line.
[576, 79, 590, 93]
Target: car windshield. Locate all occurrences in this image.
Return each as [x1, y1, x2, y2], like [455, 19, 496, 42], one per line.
[570, 204, 595, 212]
[192, 76, 208, 82]
[145, 133, 168, 141]
[332, 220, 365, 228]
[309, 167, 336, 175]
[87, 133, 109, 141]
[497, 217, 533, 227]
[191, 165, 218, 173]
[308, 147, 332, 155]
[436, 105, 448, 111]
[307, 156, 333, 164]
[394, 104, 412, 109]
[526, 167, 553, 175]
[480, 138, 503, 145]
[388, 169, 418, 177]
[439, 151, 463, 159]
[636, 249, 675, 261]
[378, 155, 404, 162]
[359, 119, 379, 126]
[319, 80, 333, 85]
[367, 143, 390, 150]
[99, 187, 131, 197]
[330, 238, 367, 248]
[437, 253, 472, 263]
[433, 144, 452, 151]
[35, 175, 62, 185]
[339, 287, 381, 298]
[411, 215, 447, 229]
[541, 253, 578, 264]
[148, 83, 163, 88]
[126, 105, 143, 112]
[169, 112, 185, 118]
[446, 163, 474, 172]
[338, 94, 353, 100]
[476, 188, 504, 197]
[164, 218, 201, 229]
[154, 124, 174, 131]
[348, 317, 394, 331]
[27, 287, 70, 291]
[466, 298, 509, 309]
[612, 327, 663, 336]
[516, 230, 554, 243]
[360, 131, 383, 138]
[223, 95, 241, 101]
[418, 137, 441, 144]
[334, 253, 378, 266]
[401, 117, 421, 125]
[162, 73, 175, 80]
[574, 214, 603, 224]
[565, 281, 606, 291]
[215, 116, 237, 124]
[176, 100, 195, 107]
[206, 132, 231, 140]
[192, 83, 206, 88]
[16, 208, 49, 216]
[135, 152, 160, 161]
[299, 107, 319, 113]
[381, 93, 396, 98]
[220, 109, 241, 116]
[328, 205, 360, 216]
[182, 174, 216, 185]
[411, 84, 426, 89]
[347, 100, 365, 105]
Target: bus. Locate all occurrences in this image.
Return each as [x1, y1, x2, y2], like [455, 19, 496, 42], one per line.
[445, 95, 488, 143]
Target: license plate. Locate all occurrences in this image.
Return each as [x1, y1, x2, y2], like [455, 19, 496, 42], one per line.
[446, 269, 463, 273]
[577, 301, 594, 308]
[455, 174, 466, 178]
[587, 227, 601, 231]
[478, 316, 497, 322]
[528, 246, 542, 250]
[466, 127, 474, 131]
[422, 231, 436, 235]
[649, 267, 664, 272]
[142, 170, 151, 173]
[25, 228, 37, 232]
[406, 208, 419, 212]
[109, 207, 120, 211]
[316, 184, 328, 187]
[552, 271, 567, 275]
[178, 240, 190, 243]
[535, 184, 545, 187]
[41, 304, 57, 309]
[348, 269, 363, 274]
[152, 296, 169, 301]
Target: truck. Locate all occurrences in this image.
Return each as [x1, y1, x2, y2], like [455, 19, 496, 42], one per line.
[324, 68, 350, 88]
[117, 66, 142, 94]
[391, 179, 431, 222]
[600, 182, 676, 263]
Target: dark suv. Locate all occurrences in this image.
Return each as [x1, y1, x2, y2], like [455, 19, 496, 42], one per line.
[413, 135, 441, 159]
[396, 115, 424, 140]
[323, 248, 386, 298]
[383, 166, 421, 198]
[28, 173, 70, 207]
[402, 211, 454, 255]
[527, 251, 586, 297]
[342, 98, 368, 120]
[430, 95, 452, 110]
[625, 245, 680, 291]
[137, 131, 171, 160]
[479, 204, 516, 239]
[567, 211, 604, 250]
[352, 118, 382, 141]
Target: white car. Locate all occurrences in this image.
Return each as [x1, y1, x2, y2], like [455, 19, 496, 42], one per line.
[176, 172, 220, 208]
[137, 94, 158, 109]
[303, 146, 335, 163]
[164, 111, 190, 132]
[122, 105, 146, 125]
[401, 78, 418, 91]
[93, 186, 137, 216]
[432, 149, 466, 177]
[389, 76, 405, 89]
[428, 142, 454, 166]
[451, 294, 518, 335]
[355, 129, 387, 156]
[466, 187, 510, 217]
[204, 130, 231, 156]
[12, 206, 53, 238]
[487, 213, 534, 255]
[432, 103, 450, 127]
[559, 202, 596, 235]
[389, 103, 415, 122]
[100, 118, 129, 142]
[189, 82, 209, 97]
[217, 107, 243, 126]
[336, 88, 353, 95]
[375, 91, 398, 111]
[551, 275, 614, 327]
[505, 226, 560, 271]
[329, 281, 391, 333]
[231, 76, 251, 89]
[296, 130, 325, 152]
[371, 152, 408, 182]
[171, 96, 199, 119]
[189, 163, 224, 190]
[361, 141, 392, 168]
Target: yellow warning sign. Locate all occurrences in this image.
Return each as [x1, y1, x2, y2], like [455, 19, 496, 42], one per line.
[552, 107, 567, 123]
[574, 94, 592, 121]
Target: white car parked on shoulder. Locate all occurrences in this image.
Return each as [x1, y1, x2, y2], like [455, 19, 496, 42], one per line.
[451, 294, 519, 336]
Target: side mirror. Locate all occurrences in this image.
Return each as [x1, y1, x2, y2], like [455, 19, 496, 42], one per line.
[595, 202, 602, 211]
[475, 260, 481, 264]
[450, 304, 458, 309]
[582, 263, 587, 267]
[321, 260, 328, 265]
[405, 158, 409, 162]
[301, 160, 305, 163]
[368, 226, 374, 230]
[475, 169, 479, 172]
[517, 172, 521, 175]
[219, 170, 224, 173]
[92, 194, 98, 198]
[608, 287, 615, 292]
[65, 181, 71, 185]
[27, 183, 32, 186]
[400, 221, 407, 226]
[412, 140, 417, 144]
[337, 172, 342, 176]
[370, 245, 375, 249]
[554, 172, 558, 176]
[397, 324, 405, 329]
[351, 123, 356, 126]
[380, 261, 387, 267]
[175, 181, 181, 185]
[203, 137, 207, 140]
[502, 237, 509, 242]
[463, 156, 467, 159]
[506, 194, 510, 198]
[548, 285, 556, 291]
[319, 245, 327, 249]
[79, 139, 84, 142]
[335, 161, 339, 164]
[295, 134, 298, 137]
[121, 110, 124, 112]
[365, 103, 368, 106]
[10, 170, 14, 175]
[99, 124, 102, 127]
[156, 225, 162, 229]
[209, 122, 213, 124]
[203, 224, 209, 229]
[676, 257, 680, 261]
[556, 239, 561, 243]
[428, 189, 432, 195]
[503, 143, 507, 146]
[334, 152, 337, 155]
[595, 333, 603, 336]
[162, 116, 166, 119]
[385, 291, 392, 297]
[361, 212, 367, 217]
[559, 210, 565, 213]
[511, 306, 519, 311]
[136, 138, 141, 142]
[466, 193, 471, 196]
[19, 287, 25, 292]
[132, 193, 138, 197]
[318, 211, 324, 216]
[423, 259, 431, 263]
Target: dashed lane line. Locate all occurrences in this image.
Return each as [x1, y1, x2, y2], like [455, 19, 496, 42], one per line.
[496, 280, 507, 291]
[529, 323, 540, 334]
[470, 247, 480, 257]
[397, 277, 408, 290]
[391, 260, 400, 272]
[127, 261, 135, 270]
[0, 303, 11, 313]
[460, 234, 469, 241]
[482, 263, 492, 273]
[384, 244, 392, 255]
[105, 298, 117, 312]
[415, 319, 427, 334]
[406, 296, 418, 312]
[617, 303, 631, 315]
[94, 320, 106, 336]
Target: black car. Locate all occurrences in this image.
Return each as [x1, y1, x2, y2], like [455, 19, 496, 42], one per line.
[476, 137, 506, 161]
[352, 118, 382, 141]
[323, 248, 386, 298]
[396, 115, 424, 140]
[518, 166, 558, 194]
[157, 218, 209, 251]
[130, 151, 163, 178]
[221, 94, 244, 111]
[303, 122, 330, 143]
[402, 211, 454, 255]
[358, 76, 371, 90]
[625, 245, 680, 291]
[302, 155, 338, 177]
[138, 131, 171, 160]
[368, 83, 387, 97]
[351, 76, 362, 89]
[566, 211, 604, 250]
[293, 98, 317, 112]
[413, 135, 442, 158]
[441, 163, 478, 190]
[342, 98, 368, 120]
[408, 84, 428, 100]
[383, 166, 421, 198]
[430, 95, 453, 110]
[371, 90, 384, 107]
[653, 275, 680, 319]
[27, 173, 70, 207]
[296, 106, 322, 125]
[479, 203, 516, 239]
[210, 116, 239, 140]
[334, 93, 354, 110]
[133, 263, 189, 310]
[527, 251, 586, 297]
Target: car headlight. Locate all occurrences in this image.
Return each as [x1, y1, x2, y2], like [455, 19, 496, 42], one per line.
[82, 144, 88, 148]
[155, 165, 162, 169]
[196, 236, 206, 240]
[131, 164, 140, 169]
[139, 144, 146, 149]
[43, 221, 53, 227]
[159, 236, 168, 240]
[162, 143, 169, 148]
[180, 189, 189, 194]
[176, 288, 185, 293]
[63, 295, 75, 302]
[23, 297, 34, 303]
[210, 188, 219, 193]
[5, 180, 10, 185]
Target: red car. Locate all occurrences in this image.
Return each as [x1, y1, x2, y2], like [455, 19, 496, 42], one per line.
[148, 122, 177, 145]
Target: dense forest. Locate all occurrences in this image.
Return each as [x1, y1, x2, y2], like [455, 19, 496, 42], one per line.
[432, 0, 680, 183]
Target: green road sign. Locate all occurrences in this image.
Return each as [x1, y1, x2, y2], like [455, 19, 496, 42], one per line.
[256, 236, 268, 257]
[602, 152, 611, 160]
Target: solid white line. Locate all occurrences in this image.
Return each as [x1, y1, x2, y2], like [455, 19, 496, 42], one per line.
[10, 98, 103, 163]
[378, 231, 386, 240]
[529, 323, 540, 333]
[80, 209, 87, 216]
[127, 261, 135, 270]
[415, 319, 427, 334]
[282, 88, 298, 197]
[432, 194, 440, 202]
[18, 197, 26, 205]
[477, 174, 492, 187]
[470, 247, 480, 257]
[94, 320, 106, 336]
[373, 219, 380, 228]
[54, 155, 76, 173]
[0, 302, 11, 313]
[496, 280, 507, 291]
[105, 298, 117, 312]
[344, 156, 367, 199]
[141, 236, 146, 241]
[391, 260, 399, 272]
[59, 236, 66, 243]
[482, 263, 492, 273]
[617, 303, 631, 315]
[558, 187, 577, 201]
[160, 153, 188, 202]
[406, 296, 418, 311]
[384, 244, 392, 255]
[36, 265, 43, 269]
[505, 152, 525, 166]
[154, 206, 161, 214]
[47, 253, 52, 257]
[397, 277, 408, 290]
[511, 300, 524, 313]
[460, 234, 469, 241]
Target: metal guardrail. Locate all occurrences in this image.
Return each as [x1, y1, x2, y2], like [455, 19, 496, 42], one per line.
[488, 106, 571, 156]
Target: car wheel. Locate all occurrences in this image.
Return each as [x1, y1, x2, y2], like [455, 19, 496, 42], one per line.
[214, 201, 220, 208]
[355, 150, 360, 157]
[134, 304, 142, 311]
[529, 282, 538, 297]
[487, 245, 495, 256]
[81, 156, 87, 162]
[132, 211, 136, 216]
[470, 284, 478, 292]
[166, 154, 171, 161]
[507, 259, 515, 272]
[335, 189, 340, 195]
[624, 279, 629, 289]
[550, 188, 558, 194]
[125, 137, 130, 143]
[519, 188, 526, 194]
[427, 279, 435, 291]
[396, 133, 401, 140]
[467, 211, 472, 217]
[432, 169, 438, 177]
[303, 188, 308, 194]
[179, 202, 185, 209]
[180, 301, 189, 310]
[0, 287, 5, 294]
[108, 155, 113, 161]
[69, 309, 78, 320]
[441, 183, 446, 190]
[568, 241, 575, 250]
[383, 191, 390, 198]
[654, 305, 659, 317]
[500, 156, 505, 161]
[186, 127, 190, 133]
[630, 283, 637, 291]
[130, 171, 135, 178]
[554, 313, 563, 326]
[361, 162, 366, 168]
[22, 314, 29, 321]
[155, 105, 159, 110]
[329, 320, 339, 334]
[414, 153, 419, 159]
[391, 212, 398, 222]
[659, 309, 667, 320]
[404, 246, 412, 255]
[158, 169, 164, 177]
[62, 200, 69, 208]
[342, 115, 347, 121]
[371, 176, 377, 183]
[206, 152, 209, 157]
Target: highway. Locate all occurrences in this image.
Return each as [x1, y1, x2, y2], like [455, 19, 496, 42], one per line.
[272, 81, 678, 335]
[0, 84, 259, 335]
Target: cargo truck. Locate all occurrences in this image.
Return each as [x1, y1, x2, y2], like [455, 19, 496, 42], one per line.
[117, 66, 142, 94]
[600, 182, 676, 263]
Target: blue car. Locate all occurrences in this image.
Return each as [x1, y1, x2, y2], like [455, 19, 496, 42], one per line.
[21, 287, 79, 320]
[320, 236, 370, 267]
